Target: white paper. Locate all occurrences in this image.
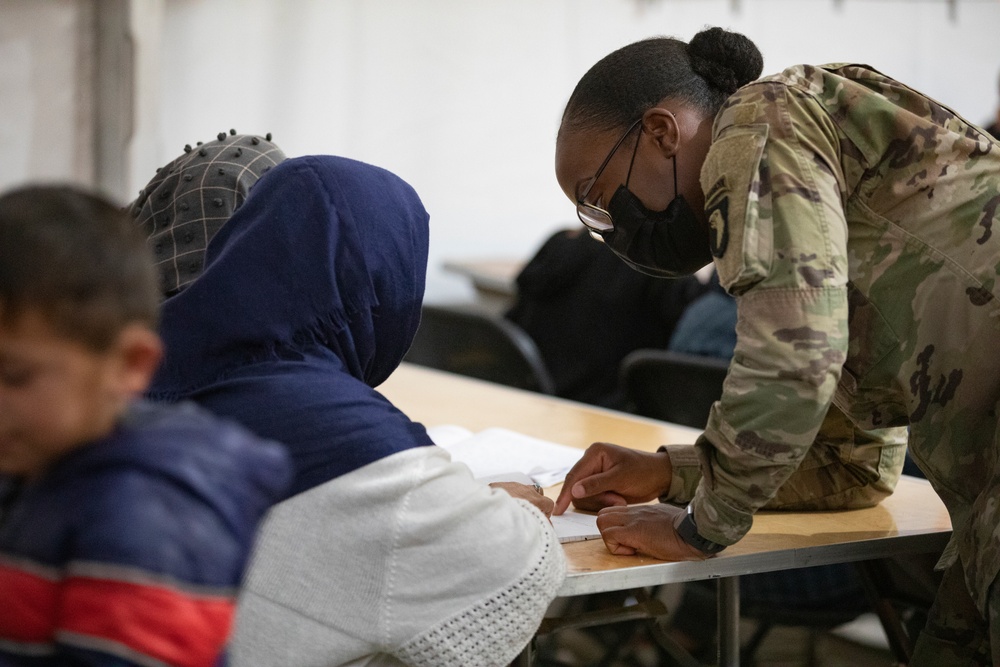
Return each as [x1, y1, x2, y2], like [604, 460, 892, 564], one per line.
[424, 424, 475, 448]
[475, 471, 535, 486]
[470, 471, 602, 544]
[426, 425, 597, 542]
[427, 426, 582, 488]
[552, 509, 602, 544]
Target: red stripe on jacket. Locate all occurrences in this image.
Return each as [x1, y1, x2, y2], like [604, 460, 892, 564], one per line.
[1, 562, 235, 667]
[0, 562, 58, 641]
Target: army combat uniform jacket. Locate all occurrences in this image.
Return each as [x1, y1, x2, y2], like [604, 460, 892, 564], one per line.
[664, 63, 1000, 614]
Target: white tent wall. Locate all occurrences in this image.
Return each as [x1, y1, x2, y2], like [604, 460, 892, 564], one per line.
[3, 0, 999, 302]
[0, 1, 95, 189]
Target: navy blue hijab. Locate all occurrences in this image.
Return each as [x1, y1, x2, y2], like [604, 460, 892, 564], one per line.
[148, 155, 434, 497]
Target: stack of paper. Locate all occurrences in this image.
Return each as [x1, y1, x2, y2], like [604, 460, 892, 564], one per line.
[550, 508, 602, 544]
[426, 425, 583, 488]
[427, 425, 602, 544]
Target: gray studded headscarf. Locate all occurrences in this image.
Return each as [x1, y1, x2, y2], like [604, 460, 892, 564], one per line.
[129, 130, 286, 296]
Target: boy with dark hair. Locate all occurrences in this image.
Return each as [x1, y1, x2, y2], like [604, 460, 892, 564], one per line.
[0, 185, 291, 666]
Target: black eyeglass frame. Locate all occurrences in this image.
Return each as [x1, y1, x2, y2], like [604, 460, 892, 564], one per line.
[575, 118, 643, 233]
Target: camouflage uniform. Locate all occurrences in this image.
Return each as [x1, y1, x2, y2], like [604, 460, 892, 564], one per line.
[661, 63, 1000, 663]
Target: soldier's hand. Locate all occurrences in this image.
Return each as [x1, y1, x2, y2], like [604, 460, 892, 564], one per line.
[553, 443, 672, 515]
[596, 504, 711, 561]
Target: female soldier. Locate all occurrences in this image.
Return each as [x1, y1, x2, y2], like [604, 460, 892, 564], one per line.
[552, 27, 1000, 664]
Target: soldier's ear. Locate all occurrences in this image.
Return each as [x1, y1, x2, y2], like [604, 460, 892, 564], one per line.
[641, 108, 680, 159]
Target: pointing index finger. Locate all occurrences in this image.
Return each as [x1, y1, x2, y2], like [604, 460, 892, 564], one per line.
[553, 444, 610, 515]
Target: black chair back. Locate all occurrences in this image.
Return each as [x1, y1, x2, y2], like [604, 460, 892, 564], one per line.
[619, 349, 729, 429]
[404, 304, 556, 394]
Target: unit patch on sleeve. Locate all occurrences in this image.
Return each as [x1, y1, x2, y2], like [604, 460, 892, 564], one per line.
[705, 175, 730, 258]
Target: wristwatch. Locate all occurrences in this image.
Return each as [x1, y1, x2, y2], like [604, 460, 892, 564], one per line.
[675, 504, 727, 555]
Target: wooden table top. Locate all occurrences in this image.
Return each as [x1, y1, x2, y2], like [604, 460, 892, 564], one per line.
[379, 364, 953, 596]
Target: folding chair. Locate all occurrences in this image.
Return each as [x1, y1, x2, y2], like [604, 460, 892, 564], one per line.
[619, 349, 729, 429]
[404, 304, 556, 394]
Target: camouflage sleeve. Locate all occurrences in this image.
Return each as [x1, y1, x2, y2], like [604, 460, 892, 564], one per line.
[759, 403, 906, 509]
[681, 81, 890, 545]
[663, 403, 906, 509]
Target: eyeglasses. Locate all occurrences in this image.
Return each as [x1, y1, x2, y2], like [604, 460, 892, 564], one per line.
[576, 118, 642, 233]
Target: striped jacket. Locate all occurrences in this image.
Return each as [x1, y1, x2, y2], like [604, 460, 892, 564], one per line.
[0, 400, 291, 666]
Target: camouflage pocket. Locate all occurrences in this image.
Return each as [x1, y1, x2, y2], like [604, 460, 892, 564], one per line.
[699, 124, 770, 294]
[833, 283, 909, 428]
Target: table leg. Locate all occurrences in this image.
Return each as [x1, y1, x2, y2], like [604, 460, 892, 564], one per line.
[854, 559, 915, 664]
[717, 576, 741, 667]
[515, 636, 534, 667]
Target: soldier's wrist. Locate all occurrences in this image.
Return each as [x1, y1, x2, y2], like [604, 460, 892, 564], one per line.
[653, 449, 673, 496]
[675, 504, 727, 555]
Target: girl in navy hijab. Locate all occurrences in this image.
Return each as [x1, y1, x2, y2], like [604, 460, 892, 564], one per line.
[145, 153, 565, 667]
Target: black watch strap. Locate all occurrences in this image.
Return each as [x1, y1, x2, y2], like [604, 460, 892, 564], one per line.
[676, 506, 727, 555]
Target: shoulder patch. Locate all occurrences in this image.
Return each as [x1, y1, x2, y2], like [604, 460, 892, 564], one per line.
[731, 102, 760, 126]
[699, 124, 770, 292]
[704, 175, 729, 258]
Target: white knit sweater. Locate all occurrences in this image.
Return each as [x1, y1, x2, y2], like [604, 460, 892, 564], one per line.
[230, 446, 566, 667]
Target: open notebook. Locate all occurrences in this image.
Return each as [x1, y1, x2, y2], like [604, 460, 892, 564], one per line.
[427, 425, 602, 544]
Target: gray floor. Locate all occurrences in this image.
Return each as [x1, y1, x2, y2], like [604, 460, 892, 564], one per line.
[537, 587, 899, 667]
[740, 614, 895, 667]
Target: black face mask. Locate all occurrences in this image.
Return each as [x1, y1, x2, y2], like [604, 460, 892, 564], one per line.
[599, 183, 713, 278]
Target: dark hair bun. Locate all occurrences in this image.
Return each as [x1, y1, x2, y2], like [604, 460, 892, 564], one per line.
[688, 27, 764, 95]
